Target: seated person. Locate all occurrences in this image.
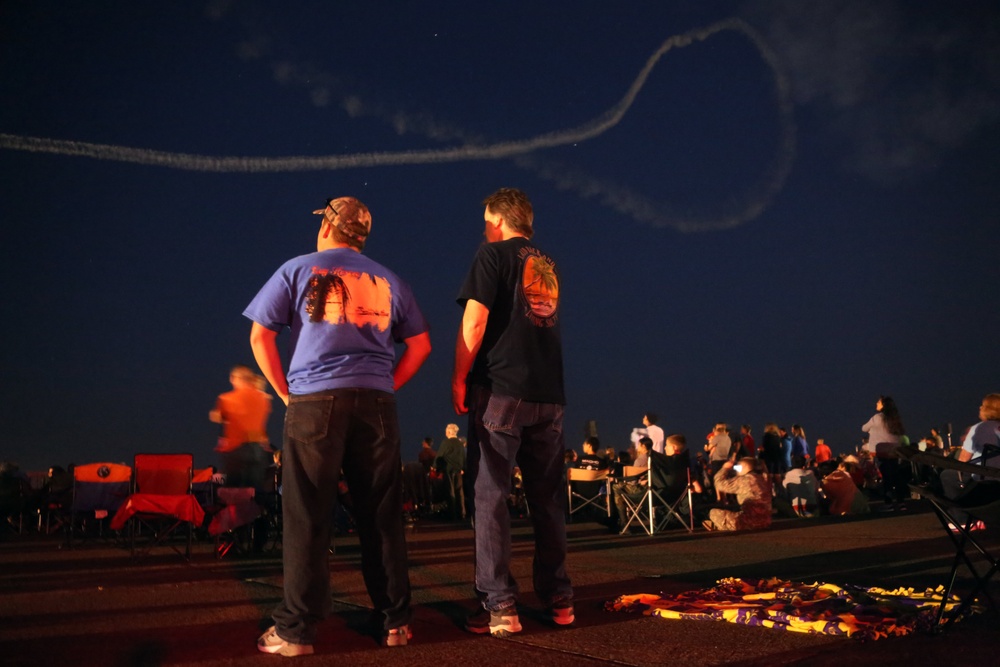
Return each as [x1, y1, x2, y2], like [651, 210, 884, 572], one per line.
[611, 437, 654, 533]
[661, 434, 693, 499]
[607, 450, 632, 478]
[570, 436, 609, 519]
[577, 437, 608, 470]
[704, 457, 772, 532]
[658, 434, 704, 527]
[939, 392, 1000, 530]
[783, 455, 819, 517]
[820, 460, 870, 516]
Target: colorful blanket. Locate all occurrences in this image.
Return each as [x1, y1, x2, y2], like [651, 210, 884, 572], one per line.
[606, 577, 978, 640]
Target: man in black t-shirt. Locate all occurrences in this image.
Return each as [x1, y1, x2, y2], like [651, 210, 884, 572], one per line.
[452, 187, 574, 638]
[577, 436, 608, 471]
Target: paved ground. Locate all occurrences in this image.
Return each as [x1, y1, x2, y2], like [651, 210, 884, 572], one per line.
[2, 503, 998, 666]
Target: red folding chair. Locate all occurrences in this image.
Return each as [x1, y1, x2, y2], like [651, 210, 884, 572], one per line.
[110, 453, 204, 560]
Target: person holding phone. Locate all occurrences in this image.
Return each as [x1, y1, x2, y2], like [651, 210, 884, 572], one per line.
[703, 457, 772, 532]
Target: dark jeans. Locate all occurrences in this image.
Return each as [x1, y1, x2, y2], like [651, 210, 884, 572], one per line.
[219, 442, 267, 492]
[466, 386, 572, 611]
[271, 389, 410, 644]
[445, 470, 466, 520]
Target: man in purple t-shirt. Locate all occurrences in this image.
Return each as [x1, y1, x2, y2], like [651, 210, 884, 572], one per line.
[246, 196, 431, 655]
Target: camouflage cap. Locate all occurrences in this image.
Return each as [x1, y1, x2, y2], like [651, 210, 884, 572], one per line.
[313, 196, 372, 242]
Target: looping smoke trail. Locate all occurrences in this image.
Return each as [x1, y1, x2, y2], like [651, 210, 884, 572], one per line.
[0, 17, 795, 231]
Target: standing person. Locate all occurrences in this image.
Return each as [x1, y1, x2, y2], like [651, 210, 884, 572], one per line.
[790, 424, 810, 461]
[814, 438, 833, 464]
[704, 423, 732, 503]
[436, 423, 467, 521]
[209, 364, 272, 491]
[452, 187, 574, 638]
[739, 424, 757, 459]
[246, 196, 432, 655]
[760, 422, 785, 488]
[417, 436, 437, 474]
[779, 426, 793, 472]
[643, 413, 665, 454]
[861, 396, 907, 504]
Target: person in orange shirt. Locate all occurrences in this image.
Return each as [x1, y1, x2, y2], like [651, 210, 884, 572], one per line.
[210, 364, 272, 490]
[814, 438, 833, 465]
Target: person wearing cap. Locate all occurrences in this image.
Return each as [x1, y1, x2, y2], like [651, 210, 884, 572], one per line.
[452, 187, 574, 638]
[245, 196, 432, 655]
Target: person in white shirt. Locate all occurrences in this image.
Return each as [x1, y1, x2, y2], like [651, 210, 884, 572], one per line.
[643, 413, 665, 454]
[631, 412, 665, 454]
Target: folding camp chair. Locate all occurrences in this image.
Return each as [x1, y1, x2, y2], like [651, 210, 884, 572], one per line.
[67, 462, 131, 547]
[655, 468, 696, 533]
[191, 467, 216, 512]
[0, 468, 29, 535]
[110, 453, 205, 560]
[567, 468, 610, 522]
[616, 464, 662, 535]
[617, 457, 696, 535]
[899, 447, 1000, 627]
[209, 486, 262, 558]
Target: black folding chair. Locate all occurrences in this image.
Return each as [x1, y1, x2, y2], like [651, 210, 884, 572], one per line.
[567, 468, 610, 522]
[655, 468, 696, 533]
[899, 446, 1000, 627]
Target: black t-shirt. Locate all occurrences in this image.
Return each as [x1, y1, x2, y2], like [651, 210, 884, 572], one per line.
[578, 455, 607, 471]
[457, 238, 565, 404]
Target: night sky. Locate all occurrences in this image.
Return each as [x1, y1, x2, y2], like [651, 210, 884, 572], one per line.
[3, 1, 999, 475]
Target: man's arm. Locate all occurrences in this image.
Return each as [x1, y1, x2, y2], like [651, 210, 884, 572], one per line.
[393, 331, 432, 391]
[452, 299, 490, 414]
[249, 322, 289, 406]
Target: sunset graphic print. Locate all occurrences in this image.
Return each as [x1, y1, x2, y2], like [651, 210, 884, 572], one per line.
[520, 246, 559, 326]
[304, 267, 392, 331]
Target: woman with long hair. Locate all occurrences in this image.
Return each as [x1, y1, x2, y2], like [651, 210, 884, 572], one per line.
[862, 396, 905, 454]
[861, 396, 908, 504]
[760, 422, 785, 489]
[790, 424, 810, 460]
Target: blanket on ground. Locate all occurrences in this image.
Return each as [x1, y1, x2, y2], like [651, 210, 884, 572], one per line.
[605, 577, 977, 640]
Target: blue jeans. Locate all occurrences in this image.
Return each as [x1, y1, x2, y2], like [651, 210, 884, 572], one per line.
[466, 386, 572, 611]
[272, 389, 410, 644]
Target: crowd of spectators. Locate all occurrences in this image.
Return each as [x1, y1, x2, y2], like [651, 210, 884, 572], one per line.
[5, 396, 998, 539]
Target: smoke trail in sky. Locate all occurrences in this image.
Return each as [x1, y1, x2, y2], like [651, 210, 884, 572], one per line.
[0, 18, 795, 232]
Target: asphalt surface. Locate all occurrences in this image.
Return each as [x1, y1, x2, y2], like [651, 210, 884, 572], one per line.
[2, 502, 998, 666]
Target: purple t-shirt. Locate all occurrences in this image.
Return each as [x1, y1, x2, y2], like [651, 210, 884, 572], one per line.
[244, 248, 428, 395]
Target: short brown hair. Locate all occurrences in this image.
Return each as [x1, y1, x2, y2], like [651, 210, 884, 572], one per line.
[483, 187, 534, 239]
[982, 393, 1000, 421]
[666, 433, 686, 448]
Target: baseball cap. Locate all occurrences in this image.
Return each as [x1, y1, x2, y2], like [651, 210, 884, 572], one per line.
[313, 196, 372, 243]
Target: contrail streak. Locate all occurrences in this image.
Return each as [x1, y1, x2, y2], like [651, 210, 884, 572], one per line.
[0, 18, 795, 230]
